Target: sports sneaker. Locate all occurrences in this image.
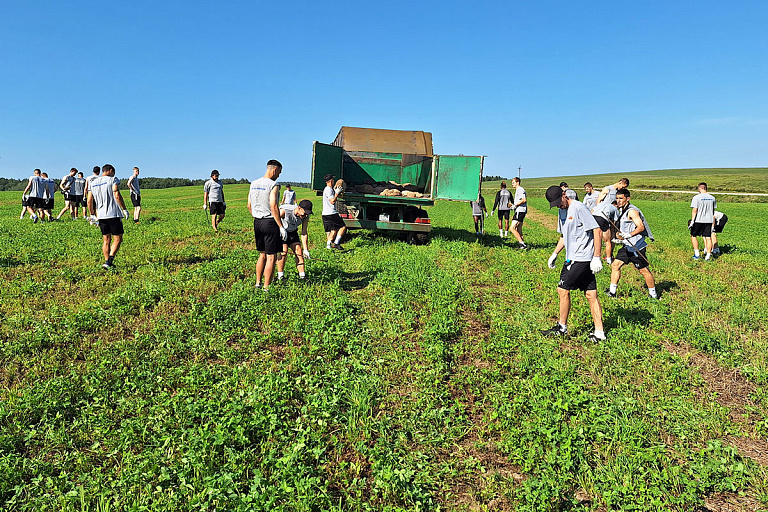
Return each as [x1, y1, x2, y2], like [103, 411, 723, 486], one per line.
[588, 332, 607, 343]
[102, 262, 115, 270]
[518, 243, 528, 250]
[332, 243, 345, 251]
[605, 288, 617, 298]
[704, 253, 711, 261]
[692, 255, 700, 260]
[298, 275, 306, 280]
[276, 275, 285, 283]
[541, 324, 567, 337]
[32, 215, 39, 224]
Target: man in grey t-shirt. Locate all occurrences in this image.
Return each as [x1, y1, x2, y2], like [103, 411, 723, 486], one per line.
[282, 184, 296, 205]
[510, 177, 527, 249]
[542, 186, 606, 342]
[127, 167, 142, 224]
[276, 199, 313, 281]
[322, 174, 347, 250]
[57, 168, 78, 220]
[203, 170, 226, 232]
[21, 168, 45, 223]
[492, 182, 514, 237]
[689, 182, 717, 260]
[87, 164, 129, 269]
[247, 160, 286, 291]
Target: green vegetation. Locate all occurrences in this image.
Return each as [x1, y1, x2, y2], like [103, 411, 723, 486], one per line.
[1, 184, 767, 510]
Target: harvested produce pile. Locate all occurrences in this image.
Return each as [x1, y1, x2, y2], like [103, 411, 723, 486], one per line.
[345, 181, 426, 198]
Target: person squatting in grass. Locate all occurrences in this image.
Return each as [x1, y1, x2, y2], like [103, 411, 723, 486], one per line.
[711, 210, 727, 256]
[689, 182, 717, 261]
[87, 164, 129, 270]
[510, 177, 528, 249]
[596, 177, 629, 206]
[57, 168, 78, 219]
[203, 170, 226, 232]
[276, 199, 314, 282]
[322, 174, 347, 250]
[127, 167, 142, 224]
[72, 171, 88, 218]
[591, 198, 620, 264]
[248, 160, 286, 291]
[470, 193, 487, 235]
[542, 186, 606, 342]
[21, 168, 45, 223]
[607, 188, 658, 299]
[41, 172, 56, 221]
[491, 181, 513, 238]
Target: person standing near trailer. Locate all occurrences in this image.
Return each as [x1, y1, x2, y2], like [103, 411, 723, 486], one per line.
[276, 199, 313, 282]
[322, 174, 347, 250]
[470, 193, 487, 235]
[607, 188, 658, 299]
[689, 182, 716, 260]
[596, 178, 629, 205]
[248, 160, 286, 291]
[583, 182, 599, 211]
[87, 164, 129, 269]
[21, 169, 45, 223]
[203, 170, 226, 232]
[127, 167, 142, 224]
[282, 184, 296, 205]
[492, 181, 513, 238]
[542, 185, 606, 342]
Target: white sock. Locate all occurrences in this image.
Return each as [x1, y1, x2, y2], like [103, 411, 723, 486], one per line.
[593, 330, 606, 339]
[504, 230, 508, 237]
[335, 234, 342, 244]
[299, 271, 305, 277]
[606, 257, 612, 264]
[277, 272, 284, 278]
[609, 283, 618, 294]
[327, 241, 332, 248]
[694, 250, 700, 257]
[648, 287, 657, 297]
[558, 323, 567, 333]
[499, 229, 503, 236]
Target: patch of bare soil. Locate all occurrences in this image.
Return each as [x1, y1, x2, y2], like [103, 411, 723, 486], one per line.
[523, 206, 558, 231]
[703, 492, 763, 512]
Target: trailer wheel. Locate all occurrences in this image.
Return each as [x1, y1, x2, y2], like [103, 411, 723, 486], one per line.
[406, 232, 429, 245]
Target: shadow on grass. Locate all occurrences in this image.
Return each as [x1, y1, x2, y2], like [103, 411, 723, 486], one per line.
[0, 257, 23, 268]
[606, 306, 654, 329]
[340, 270, 377, 291]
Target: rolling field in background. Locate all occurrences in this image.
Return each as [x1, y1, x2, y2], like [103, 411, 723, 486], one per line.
[1, 183, 767, 511]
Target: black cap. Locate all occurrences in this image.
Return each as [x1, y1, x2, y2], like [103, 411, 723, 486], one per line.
[323, 174, 334, 182]
[545, 185, 564, 208]
[211, 169, 219, 176]
[559, 181, 568, 188]
[298, 199, 313, 214]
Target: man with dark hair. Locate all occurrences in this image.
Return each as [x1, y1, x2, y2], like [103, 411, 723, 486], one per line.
[21, 168, 45, 223]
[203, 170, 226, 232]
[127, 167, 142, 224]
[41, 172, 56, 221]
[591, 199, 620, 264]
[470, 193, 487, 235]
[492, 181, 513, 238]
[542, 185, 606, 342]
[277, 199, 313, 281]
[583, 182, 599, 211]
[57, 168, 77, 219]
[72, 171, 87, 218]
[597, 178, 629, 205]
[282, 183, 296, 205]
[510, 177, 527, 249]
[83, 166, 101, 214]
[87, 164, 129, 269]
[248, 160, 286, 291]
[322, 174, 347, 249]
[607, 188, 658, 299]
[689, 182, 716, 260]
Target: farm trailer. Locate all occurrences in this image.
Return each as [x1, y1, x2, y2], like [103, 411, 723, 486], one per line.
[310, 126, 484, 243]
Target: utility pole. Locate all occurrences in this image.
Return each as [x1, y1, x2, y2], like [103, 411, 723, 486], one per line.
[518, 166, 521, 179]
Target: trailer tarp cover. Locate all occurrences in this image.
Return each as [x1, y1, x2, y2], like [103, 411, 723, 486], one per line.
[333, 127, 433, 157]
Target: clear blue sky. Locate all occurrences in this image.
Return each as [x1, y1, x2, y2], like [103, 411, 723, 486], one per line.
[2, 0, 766, 183]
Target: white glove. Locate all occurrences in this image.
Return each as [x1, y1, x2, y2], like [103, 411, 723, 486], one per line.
[484, 212, 488, 218]
[89, 215, 98, 225]
[688, 219, 694, 229]
[203, 204, 208, 210]
[279, 227, 288, 241]
[619, 231, 632, 240]
[590, 256, 603, 274]
[334, 187, 343, 195]
[547, 252, 558, 269]
[302, 249, 310, 259]
[122, 209, 130, 219]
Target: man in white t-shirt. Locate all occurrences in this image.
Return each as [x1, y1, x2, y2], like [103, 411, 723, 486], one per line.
[247, 160, 286, 291]
[582, 182, 599, 211]
[322, 174, 347, 250]
[276, 199, 313, 282]
[510, 177, 527, 249]
[596, 178, 629, 205]
[689, 182, 717, 260]
[492, 182, 514, 238]
[282, 184, 296, 205]
[203, 170, 226, 232]
[87, 164, 129, 269]
[56, 168, 77, 220]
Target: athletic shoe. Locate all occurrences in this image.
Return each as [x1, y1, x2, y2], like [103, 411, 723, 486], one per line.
[649, 293, 659, 300]
[299, 275, 306, 280]
[541, 324, 567, 337]
[332, 243, 345, 250]
[605, 288, 616, 298]
[32, 215, 38, 224]
[276, 275, 285, 283]
[518, 243, 528, 250]
[704, 254, 711, 261]
[102, 262, 115, 270]
[588, 332, 607, 343]
[692, 255, 700, 260]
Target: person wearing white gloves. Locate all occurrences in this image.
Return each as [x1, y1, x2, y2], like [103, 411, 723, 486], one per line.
[607, 189, 658, 299]
[542, 186, 606, 342]
[87, 164, 128, 269]
[321, 174, 348, 250]
[247, 160, 285, 292]
[276, 199, 314, 282]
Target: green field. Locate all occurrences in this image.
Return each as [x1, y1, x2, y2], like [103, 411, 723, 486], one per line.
[1, 185, 767, 510]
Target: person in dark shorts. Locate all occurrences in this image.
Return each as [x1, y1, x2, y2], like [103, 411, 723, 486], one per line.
[71, 171, 87, 218]
[247, 160, 286, 291]
[203, 170, 226, 232]
[276, 199, 313, 281]
[510, 177, 527, 248]
[470, 193, 487, 235]
[542, 185, 606, 342]
[21, 168, 45, 223]
[492, 181, 513, 238]
[689, 182, 716, 260]
[127, 167, 142, 223]
[57, 168, 77, 219]
[41, 172, 56, 221]
[87, 164, 129, 269]
[607, 189, 658, 299]
[711, 211, 727, 256]
[322, 174, 347, 249]
[591, 200, 620, 264]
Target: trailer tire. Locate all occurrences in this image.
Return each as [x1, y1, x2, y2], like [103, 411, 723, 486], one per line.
[406, 232, 429, 245]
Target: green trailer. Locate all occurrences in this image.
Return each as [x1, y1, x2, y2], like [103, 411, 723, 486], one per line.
[311, 126, 484, 243]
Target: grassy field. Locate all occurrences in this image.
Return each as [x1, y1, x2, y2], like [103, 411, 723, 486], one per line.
[1, 184, 767, 511]
[484, 167, 768, 197]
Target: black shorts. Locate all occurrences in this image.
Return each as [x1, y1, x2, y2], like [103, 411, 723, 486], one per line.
[690, 222, 712, 237]
[130, 193, 141, 207]
[284, 230, 301, 247]
[593, 215, 610, 231]
[714, 215, 728, 233]
[254, 217, 282, 255]
[322, 213, 345, 232]
[99, 218, 124, 236]
[63, 192, 70, 201]
[209, 202, 225, 215]
[44, 199, 54, 210]
[30, 197, 46, 209]
[70, 195, 83, 207]
[21, 196, 30, 207]
[558, 260, 597, 292]
[616, 246, 649, 270]
[497, 209, 510, 220]
[512, 211, 526, 223]
[77, 196, 87, 207]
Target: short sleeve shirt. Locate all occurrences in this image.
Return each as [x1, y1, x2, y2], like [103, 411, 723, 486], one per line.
[514, 186, 527, 212]
[204, 179, 224, 203]
[583, 191, 599, 211]
[90, 176, 123, 219]
[592, 201, 619, 222]
[601, 185, 617, 204]
[45, 178, 56, 199]
[283, 189, 296, 205]
[280, 204, 303, 232]
[322, 186, 337, 215]
[557, 200, 599, 262]
[691, 193, 716, 223]
[71, 177, 86, 195]
[28, 176, 45, 198]
[498, 189, 513, 210]
[249, 177, 278, 218]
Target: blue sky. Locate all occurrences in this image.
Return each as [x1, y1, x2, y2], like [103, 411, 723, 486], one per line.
[2, 0, 766, 183]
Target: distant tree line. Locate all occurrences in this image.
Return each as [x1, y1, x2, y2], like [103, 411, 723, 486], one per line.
[0, 177, 311, 192]
[482, 175, 508, 182]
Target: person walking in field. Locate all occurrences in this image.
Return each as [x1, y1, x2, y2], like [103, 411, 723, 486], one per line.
[248, 160, 286, 291]
[19, 193, 31, 220]
[542, 185, 606, 342]
[83, 166, 101, 222]
[689, 182, 716, 260]
[711, 210, 727, 256]
[56, 168, 77, 219]
[276, 199, 313, 282]
[606, 188, 658, 299]
[470, 193, 487, 235]
[41, 172, 56, 221]
[71, 171, 87, 218]
[203, 170, 226, 232]
[87, 164, 129, 270]
[583, 182, 599, 211]
[591, 199, 620, 264]
[510, 177, 528, 249]
[282, 183, 296, 205]
[127, 167, 142, 224]
[596, 178, 629, 205]
[21, 168, 45, 223]
[322, 174, 347, 250]
[491, 181, 513, 238]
